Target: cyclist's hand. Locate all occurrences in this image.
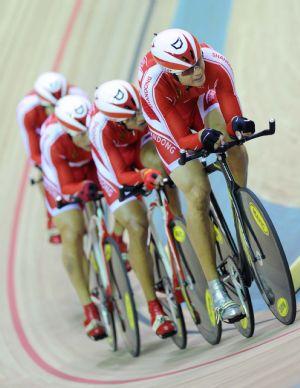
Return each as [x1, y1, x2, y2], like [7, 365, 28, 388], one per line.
[76, 180, 98, 202]
[200, 128, 224, 152]
[141, 168, 162, 190]
[231, 116, 255, 139]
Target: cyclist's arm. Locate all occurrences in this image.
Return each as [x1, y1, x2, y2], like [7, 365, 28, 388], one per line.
[152, 85, 202, 150]
[23, 113, 41, 165]
[165, 108, 203, 149]
[102, 133, 143, 186]
[216, 66, 242, 137]
[50, 145, 84, 194]
[204, 107, 226, 134]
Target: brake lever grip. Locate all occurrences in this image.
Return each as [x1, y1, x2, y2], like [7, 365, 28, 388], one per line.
[179, 150, 187, 165]
[269, 119, 275, 134]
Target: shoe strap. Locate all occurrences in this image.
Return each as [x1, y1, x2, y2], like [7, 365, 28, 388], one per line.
[152, 315, 170, 333]
[215, 300, 239, 324]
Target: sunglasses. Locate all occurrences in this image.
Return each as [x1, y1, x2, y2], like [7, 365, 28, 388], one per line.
[181, 58, 203, 77]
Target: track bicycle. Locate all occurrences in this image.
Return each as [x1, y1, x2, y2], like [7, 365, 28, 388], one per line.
[57, 192, 141, 357]
[179, 119, 296, 327]
[119, 180, 222, 347]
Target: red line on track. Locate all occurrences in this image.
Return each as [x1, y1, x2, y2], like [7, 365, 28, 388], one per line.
[52, 0, 82, 71]
[6, 1, 300, 385]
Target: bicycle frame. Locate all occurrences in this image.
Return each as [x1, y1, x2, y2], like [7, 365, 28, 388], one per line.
[83, 199, 113, 303]
[176, 120, 276, 305]
[204, 154, 273, 305]
[147, 184, 201, 322]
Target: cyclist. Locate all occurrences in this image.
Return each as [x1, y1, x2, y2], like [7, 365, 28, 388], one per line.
[88, 80, 180, 339]
[40, 94, 106, 341]
[17, 72, 87, 244]
[139, 28, 255, 322]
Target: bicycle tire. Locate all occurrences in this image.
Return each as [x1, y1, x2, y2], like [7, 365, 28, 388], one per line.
[236, 188, 296, 325]
[153, 243, 187, 349]
[170, 217, 222, 345]
[105, 237, 141, 357]
[210, 206, 255, 338]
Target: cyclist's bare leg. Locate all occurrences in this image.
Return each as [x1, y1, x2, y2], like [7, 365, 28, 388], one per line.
[112, 219, 124, 236]
[171, 161, 242, 320]
[82, 250, 89, 284]
[170, 160, 218, 281]
[204, 109, 248, 187]
[140, 141, 182, 217]
[114, 200, 156, 301]
[226, 144, 248, 187]
[54, 209, 91, 305]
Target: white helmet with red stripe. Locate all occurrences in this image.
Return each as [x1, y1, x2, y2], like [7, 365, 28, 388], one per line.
[151, 28, 201, 74]
[94, 80, 140, 121]
[34, 72, 67, 106]
[55, 95, 91, 136]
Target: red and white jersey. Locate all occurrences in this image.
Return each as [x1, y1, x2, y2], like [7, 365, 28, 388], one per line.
[88, 105, 150, 211]
[17, 85, 87, 165]
[40, 114, 96, 210]
[138, 44, 242, 151]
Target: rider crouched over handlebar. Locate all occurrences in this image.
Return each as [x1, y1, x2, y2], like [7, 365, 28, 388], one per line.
[40, 95, 106, 341]
[17, 72, 89, 244]
[139, 28, 255, 322]
[88, 80, 182, 339]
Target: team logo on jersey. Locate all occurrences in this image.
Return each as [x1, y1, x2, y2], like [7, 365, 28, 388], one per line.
[114, 89, 125, 101]
[206, 89, 216, 104]
[171, 37, 183, 50]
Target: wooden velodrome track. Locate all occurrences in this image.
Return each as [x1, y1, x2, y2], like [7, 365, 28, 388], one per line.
[1, 0, 300, 387]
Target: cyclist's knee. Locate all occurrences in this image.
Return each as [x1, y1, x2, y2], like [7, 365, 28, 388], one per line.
[228, 144, 248, 164]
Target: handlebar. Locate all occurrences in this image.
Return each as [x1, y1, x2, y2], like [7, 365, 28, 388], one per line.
[119, 178, 175, 202]
[179, 119, 275, 166]
[56, 191, 104, 209]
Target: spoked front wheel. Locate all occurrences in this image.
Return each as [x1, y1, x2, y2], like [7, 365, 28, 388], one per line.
[237, 188, 296, 325]
[106, 237, 141, 357]
[170, 218, 222, 345]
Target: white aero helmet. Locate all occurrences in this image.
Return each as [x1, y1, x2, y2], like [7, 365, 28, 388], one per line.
[55, 95, 91, 136]
[151, 28, 201, 74]
[34, 72, 67, 106]
[94, 80, 140, 121]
